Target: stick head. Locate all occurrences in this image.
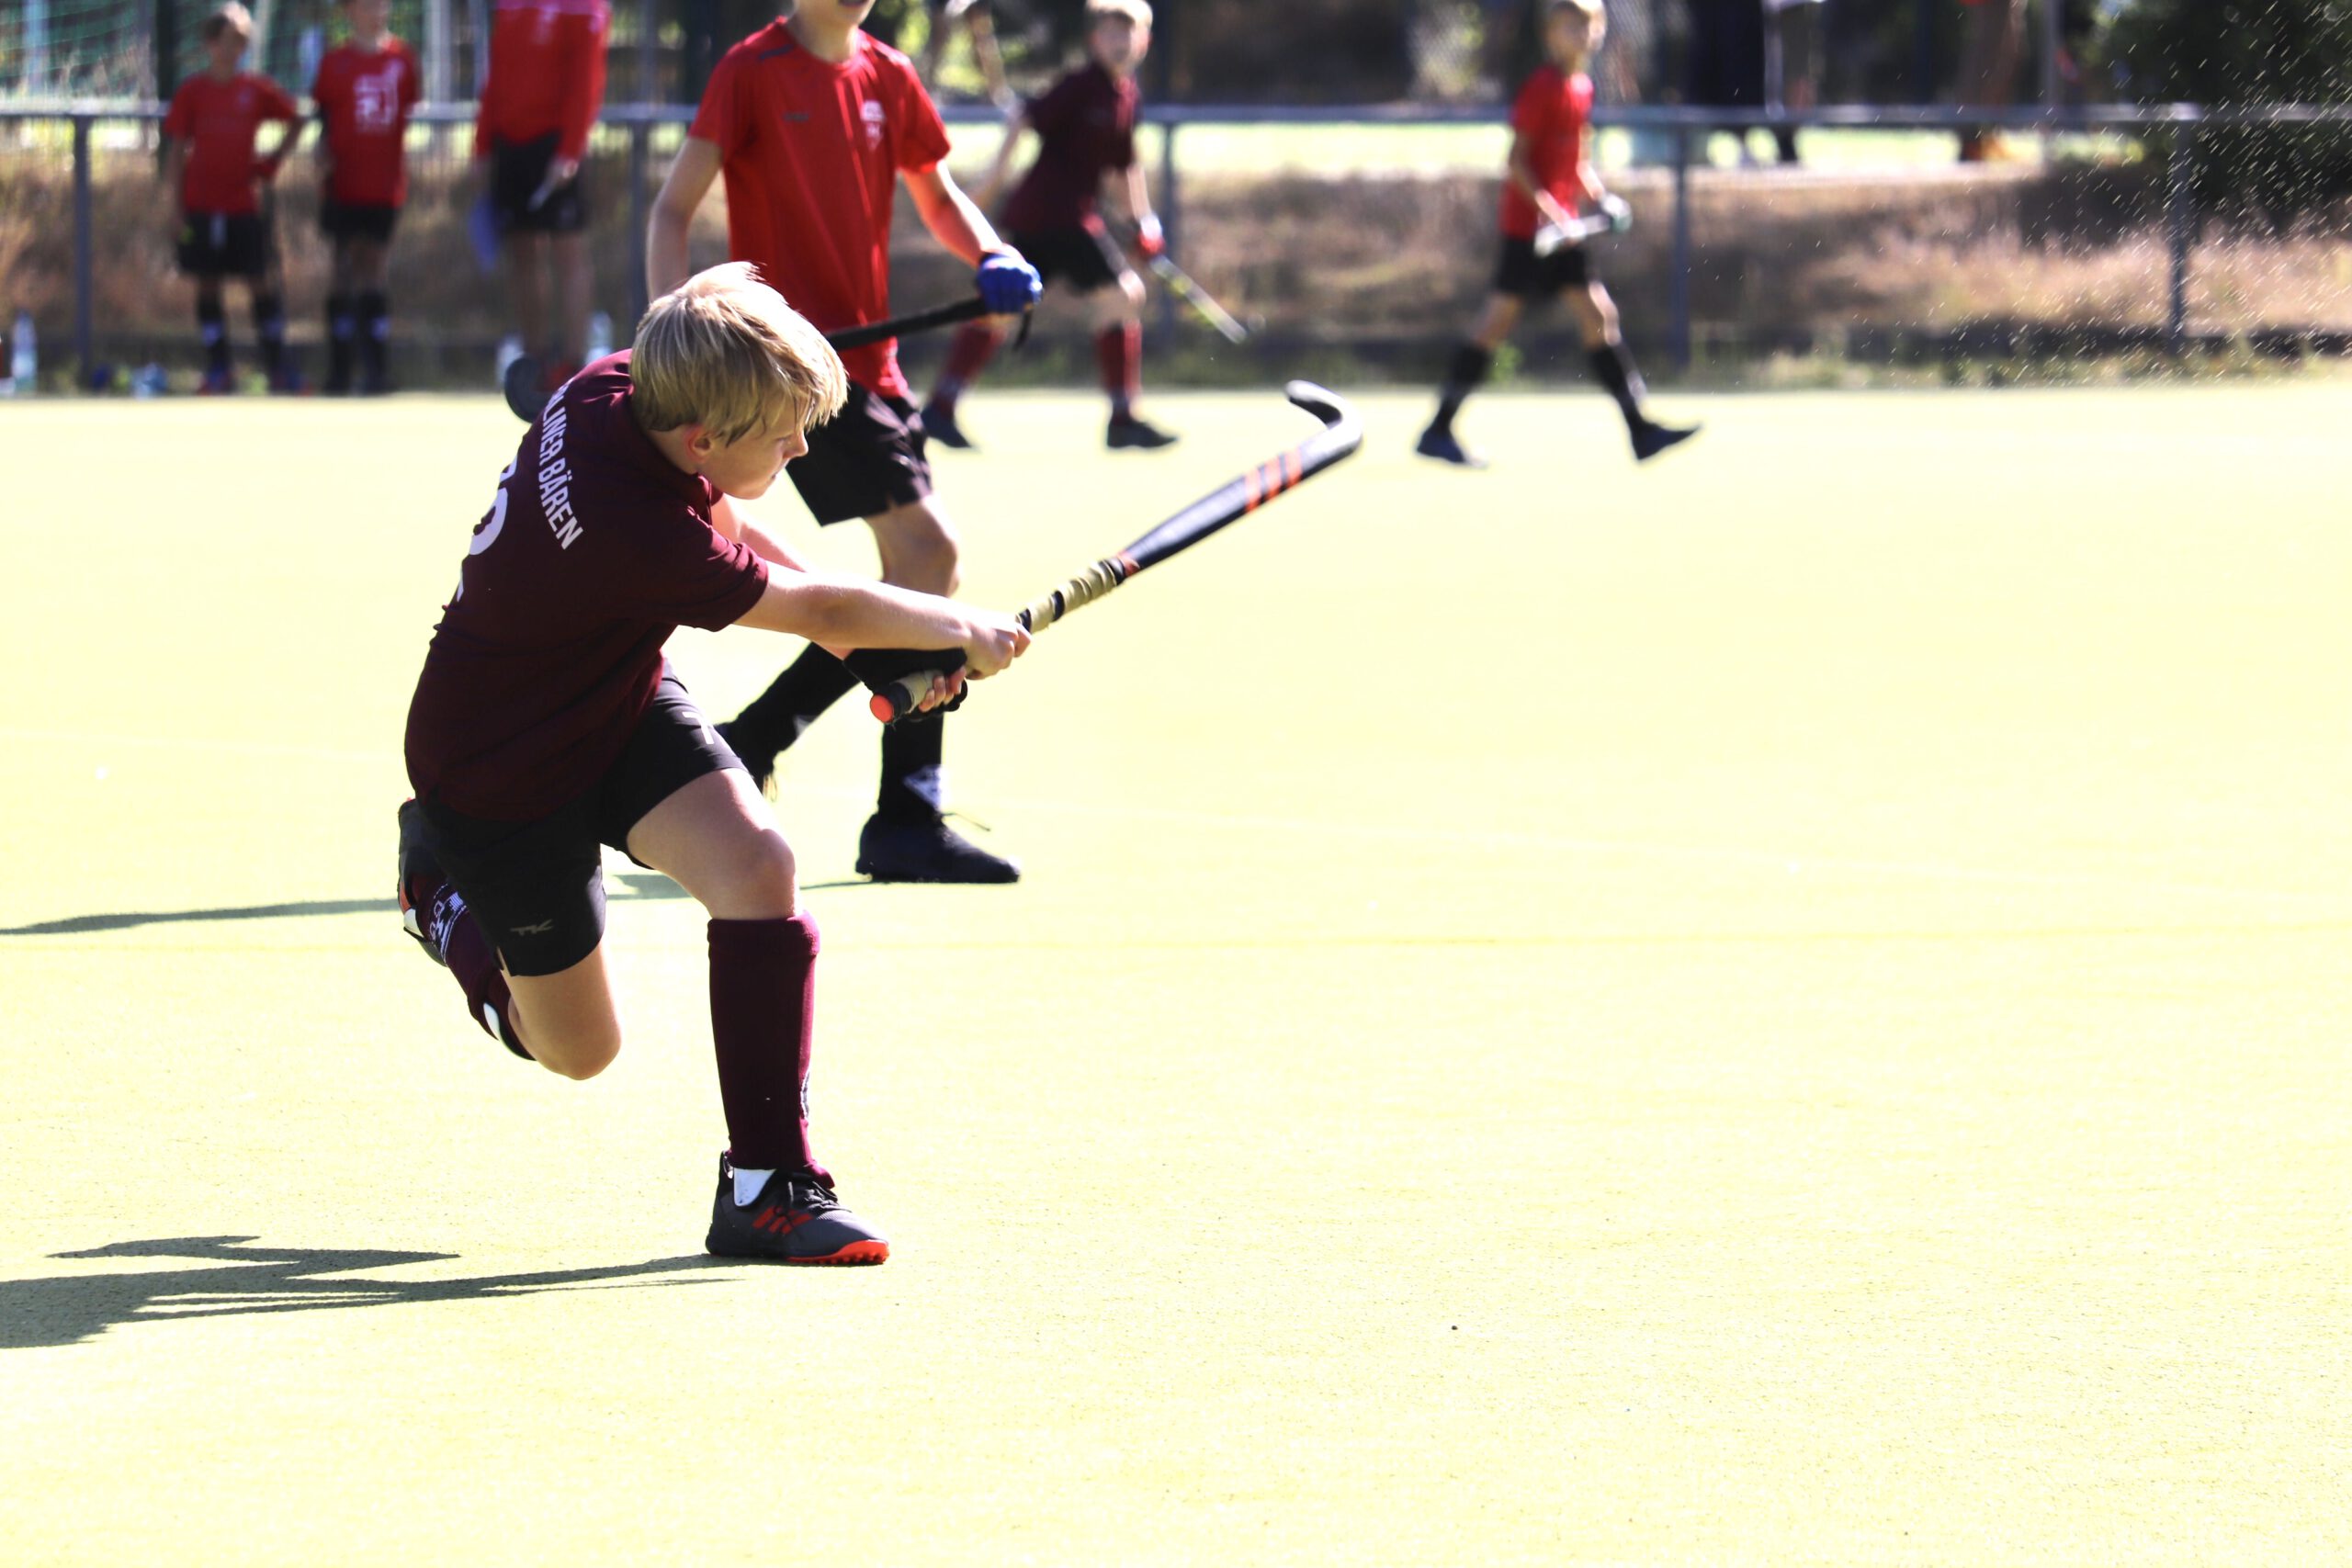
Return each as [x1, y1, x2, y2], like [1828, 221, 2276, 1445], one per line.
[1281, 380, 1351, 430]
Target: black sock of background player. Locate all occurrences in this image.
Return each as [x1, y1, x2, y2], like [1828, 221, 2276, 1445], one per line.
[730, 644, 858, 764]
[1430, 342, 1492, 434]
[358, 289, 390, 384]
[252, 291, 288, 381]
[877, 710, 946, 824]
[197, 296, 230, 378]
[707, 913, 826, 1179]
[1588, 341, 1649, 434]
[326, 292, 356, 388]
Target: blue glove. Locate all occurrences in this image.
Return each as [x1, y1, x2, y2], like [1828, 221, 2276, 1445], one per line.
[976, 249, 1043, 314]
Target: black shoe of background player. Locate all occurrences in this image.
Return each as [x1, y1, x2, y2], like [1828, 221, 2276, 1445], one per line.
[1106, 413, 1179, 450]
[856, 813, 1020, 885]
[1632, 419, 1701, 463]
[395, 798, 447, 965]
[714, 720, 775, 796]
[706, 1156, 889, 1265]
[1414, 424, 1487, 468]
[922, 400, 977, 450]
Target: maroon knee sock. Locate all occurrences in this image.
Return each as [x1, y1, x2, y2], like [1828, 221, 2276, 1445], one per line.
[435, 892, 528, 1060]
[707, 913, 825, 1179]
[1094, 321, 1141, 417]
[934, 321, 1005, 406]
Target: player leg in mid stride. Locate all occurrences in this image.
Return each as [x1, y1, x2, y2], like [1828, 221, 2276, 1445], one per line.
[924, 0, 1176, 453]
[647, 0, 1045, 884]
[1416, 0, 1696, 469]
[400, 265, 1030, 1262]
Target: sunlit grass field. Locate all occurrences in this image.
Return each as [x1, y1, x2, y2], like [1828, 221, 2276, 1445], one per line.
[1, 384, 2346, 1563]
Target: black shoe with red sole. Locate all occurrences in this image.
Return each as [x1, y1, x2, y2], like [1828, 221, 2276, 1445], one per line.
[707, 1157, 890, 1266]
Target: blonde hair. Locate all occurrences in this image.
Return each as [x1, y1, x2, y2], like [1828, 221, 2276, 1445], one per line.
[1088, 0, 1153, 29]
[1549, 0, 1603, 20]
[632, 263, 848, 445]
[202, 3, 254, 41]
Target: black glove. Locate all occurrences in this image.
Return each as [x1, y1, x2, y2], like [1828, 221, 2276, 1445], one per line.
[841, 646, 969, 723]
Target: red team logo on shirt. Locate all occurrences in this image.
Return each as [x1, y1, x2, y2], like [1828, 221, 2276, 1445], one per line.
[861, 99, 886, 149]
[353, 70, 402, 131]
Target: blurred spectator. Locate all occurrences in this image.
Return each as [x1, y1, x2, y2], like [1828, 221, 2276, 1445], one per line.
[1684, 0, 1769, 164]
[1957, 0, 2024, 161]
[1764, 0, 1823, 164]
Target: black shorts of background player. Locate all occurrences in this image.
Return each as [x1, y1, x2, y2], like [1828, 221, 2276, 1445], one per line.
[924, 1, 1174, 452]
[1418, 0, 1698, 468]
[162, 5, 303, 393]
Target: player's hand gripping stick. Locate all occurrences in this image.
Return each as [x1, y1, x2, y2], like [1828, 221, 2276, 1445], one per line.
[865, 381, 1364, 722]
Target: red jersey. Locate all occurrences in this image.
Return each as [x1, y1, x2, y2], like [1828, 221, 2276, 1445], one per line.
[474, 0, 610, 164]
[1001, 62, 1138, 234]
[404, 355, 771, 820]
[1499, 64, 1594, 241]
[163, 72, 300, 216]
[688, 24, 953, 400]
[312, 39, 422, 207]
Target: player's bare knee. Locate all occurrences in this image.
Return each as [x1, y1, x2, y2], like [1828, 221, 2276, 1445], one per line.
[874, 505, 961, 596]
[1117, 271, 1146, 313]
[537, 1028, 622, 1080]
[731, 831, 800, 919]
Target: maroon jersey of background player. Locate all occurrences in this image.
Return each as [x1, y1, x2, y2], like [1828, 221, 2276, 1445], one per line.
[1498, 63, 1594, 240]
[405, 354, 771, 819]
[474, 0, 611, 164]
[312, 37, 422, 207]
[1000, 60, 1139, 235]
[163, 72, 300, 215]
[687, 23, 952, 400]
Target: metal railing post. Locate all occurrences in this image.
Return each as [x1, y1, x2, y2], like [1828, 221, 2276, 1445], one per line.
[2167, 108, 2195, 355]
[1670, 123, 1692, 372]
[74, 113, 96, 387]
[628, 118, 650, 326]
[1157, 116, 1180, 343]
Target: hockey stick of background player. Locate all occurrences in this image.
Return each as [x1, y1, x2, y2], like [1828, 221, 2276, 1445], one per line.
[1146, 254, 1252, 344]
[503, 297, 1033, 419]
[866, 381, 1363, 721]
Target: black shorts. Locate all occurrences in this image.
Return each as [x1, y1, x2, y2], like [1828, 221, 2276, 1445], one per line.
[1494, 235, 1590, 298]
[489, 132, 587, 235]
[1008, 223, 1126, 296]
[789, 383, 933, 526]
[321, 198, 401, 243]
[416, 670, 740, 976]
[175, 210, 270, 278]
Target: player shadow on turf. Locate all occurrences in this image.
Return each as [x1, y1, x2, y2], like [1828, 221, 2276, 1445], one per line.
[0, 877, 789, 938]
[1, 1235, 730, 1350]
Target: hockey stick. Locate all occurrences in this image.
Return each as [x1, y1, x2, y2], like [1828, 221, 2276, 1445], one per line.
[503, 296, 1029, 420]
[867, 381, 1363, 722]
[1147, 254, 1252, 344]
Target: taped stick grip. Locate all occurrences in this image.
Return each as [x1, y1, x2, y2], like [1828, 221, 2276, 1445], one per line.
[865, 557, 1134, 723]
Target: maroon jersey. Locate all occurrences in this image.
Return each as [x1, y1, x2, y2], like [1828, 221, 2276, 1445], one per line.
[689, 24, 952, 400]
[1001, 62, 1138, 234]
[163, 72, 300, 215]
[312, 39, 421, 207]
[405, 354, 771, 819]
[1500, 64, 1594, 241]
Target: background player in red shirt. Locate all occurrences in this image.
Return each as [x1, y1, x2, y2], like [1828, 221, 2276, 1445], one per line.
[475, 0, 609, 394]
[311, 0, 420, 394]
[646, 0, 1044, 885]
[924, 0, 1175, 452]
[399, 265, 1030, 1263]
[162, 4, 302, 393]
[1415, 0, 1697, 468]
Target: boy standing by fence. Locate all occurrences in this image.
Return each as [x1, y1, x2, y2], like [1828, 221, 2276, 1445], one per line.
[399, 265, 1030, 1262]
[646, 0, 1043, 885]
[162, 4, 302, 393]
[476, 0, 610, 400]
[923, 0, 1174, 452]
[1417, 0, 1696, 468]
[311, 0, 420, 394]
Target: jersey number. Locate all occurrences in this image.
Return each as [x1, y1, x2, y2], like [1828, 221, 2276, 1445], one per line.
[453, 459, 517, 602]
